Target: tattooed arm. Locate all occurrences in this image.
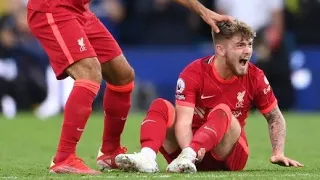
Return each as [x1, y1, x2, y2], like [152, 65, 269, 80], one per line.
[263, 105, 286, 156]
[263, 105, 303, 167]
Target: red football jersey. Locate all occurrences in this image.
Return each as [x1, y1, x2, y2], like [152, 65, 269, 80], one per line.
[27, 0, 91, 13]
[175, 56, 277, 129]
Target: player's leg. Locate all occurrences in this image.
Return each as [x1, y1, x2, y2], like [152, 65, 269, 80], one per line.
[115, 98, 177, 173]
[217, 133, 248, 171]
[100, 55, 134, 158]
[167, 103, 242, 173]
[209, 117, 248, 171]
[83, 15, 135, 170]
[27, 10, 101, 174]
[196, 122, 248, 171]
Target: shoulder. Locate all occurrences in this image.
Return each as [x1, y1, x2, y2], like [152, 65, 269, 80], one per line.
[247, 63, 266, 82]
[180, 56, 211, 76]
[178, 56, 211, 91]
[248, 63, 264, 76]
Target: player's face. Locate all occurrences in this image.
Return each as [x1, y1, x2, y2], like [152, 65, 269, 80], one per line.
[225, 35, 253, 76]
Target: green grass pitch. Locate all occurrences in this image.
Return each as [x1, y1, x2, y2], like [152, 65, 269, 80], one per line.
[0, 111, 319, 179]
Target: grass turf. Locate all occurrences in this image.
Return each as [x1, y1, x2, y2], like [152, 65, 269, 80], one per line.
[0, 111, 319, 179]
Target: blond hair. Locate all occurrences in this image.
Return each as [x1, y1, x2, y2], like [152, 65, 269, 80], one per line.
[212, 19, 256, 43]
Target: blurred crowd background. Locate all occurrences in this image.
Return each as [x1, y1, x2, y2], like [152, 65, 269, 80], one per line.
[0, 0, 319, 119]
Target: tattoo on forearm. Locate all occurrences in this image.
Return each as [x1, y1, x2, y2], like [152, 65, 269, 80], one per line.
[263, 105, 286, 154]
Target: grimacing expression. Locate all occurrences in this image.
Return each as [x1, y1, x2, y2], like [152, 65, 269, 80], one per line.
[224, 35, 253, 76]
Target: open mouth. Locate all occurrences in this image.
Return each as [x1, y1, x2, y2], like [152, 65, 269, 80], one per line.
[239, 59, 248, 66]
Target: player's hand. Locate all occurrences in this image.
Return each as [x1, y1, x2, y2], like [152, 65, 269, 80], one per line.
[270, 155, 303, 167]
[196, 148, 206, 162]
[199, 7, 233, 33]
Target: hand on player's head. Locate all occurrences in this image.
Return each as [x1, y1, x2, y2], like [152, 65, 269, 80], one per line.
[213, 19, 256, 41]
[210, 14, 234, 33]
[200, 8, 234, 33]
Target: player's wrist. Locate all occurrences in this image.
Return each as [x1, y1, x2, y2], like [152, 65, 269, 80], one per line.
[176, 135, 191, 148]
[272, 150, 284, 157]
[189, 0, 205, 16]
[198, 5, 208, 17]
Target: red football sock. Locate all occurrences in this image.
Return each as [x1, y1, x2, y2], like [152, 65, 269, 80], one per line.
[189, 104, 232, 153]
[140, 98, 175, 153]
[54, 80, 100, 163]
[101, 82, 134, 154]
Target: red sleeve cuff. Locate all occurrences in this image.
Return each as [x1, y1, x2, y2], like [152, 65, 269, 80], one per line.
[259, 100, 278, 114]
[175, 100, 195, 108]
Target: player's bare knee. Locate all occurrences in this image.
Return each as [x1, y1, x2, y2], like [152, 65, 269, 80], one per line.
[101, 54, 135, 85]
[66, 57, 102, 83]
[222, 114, 241, 139]
[122, 65, 135, 84]
[221, 115, 241, 148]
[226, 115, 241, 140]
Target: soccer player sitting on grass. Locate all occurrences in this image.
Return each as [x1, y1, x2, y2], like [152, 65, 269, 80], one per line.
[115, 20, 303, 173]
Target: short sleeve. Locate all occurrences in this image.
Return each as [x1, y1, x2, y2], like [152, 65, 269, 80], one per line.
[175, 65, 201, 108]
[253, 71, 277, 114]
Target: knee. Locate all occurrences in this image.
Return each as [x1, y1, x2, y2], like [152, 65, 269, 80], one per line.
[102, 55, 135, 85]
[112, 65, 135, 85]
[150, 98, 175, 128]
[208, 104, 242, 160]
[228, 115, 241, 138]
[119, 56, 135, 83]
[66, 57, 102, 84]
[207, 103, 241, 139]
[151, 98, 172, 107]
[208, 103, 232, 122]
[90, 70, 103, 84]
[125, 66, 135, 83]
[207, 104, 232, 131]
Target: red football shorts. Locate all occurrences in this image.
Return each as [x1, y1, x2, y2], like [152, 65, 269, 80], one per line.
[160, 133, 249, 171]
[27, 9, 122, 80]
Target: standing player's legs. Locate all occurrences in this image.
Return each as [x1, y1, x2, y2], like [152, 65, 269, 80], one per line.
[167, 103, 248, 173]
[83, 15, 135, 170]
[27, 10, 101, 174]
[115, 98, 177, 173]
[100, 55, 134, 158]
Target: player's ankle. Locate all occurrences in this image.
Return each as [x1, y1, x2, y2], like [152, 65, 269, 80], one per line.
[141, 147, 157, 161]
[182, 147, 197, 158]
[101, 143, 120, 154]
[54, 152, 72, 163]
